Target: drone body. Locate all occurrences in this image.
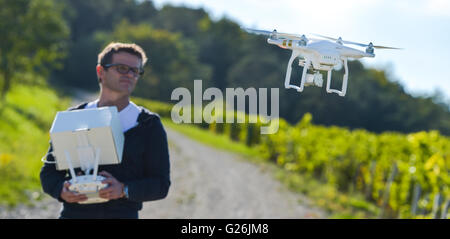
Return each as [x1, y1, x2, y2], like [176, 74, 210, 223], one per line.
[246, 29, 400, 96]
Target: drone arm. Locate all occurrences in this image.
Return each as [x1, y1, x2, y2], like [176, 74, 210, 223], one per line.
[326, 58, 348, 97]
[284, 50, 304, 91]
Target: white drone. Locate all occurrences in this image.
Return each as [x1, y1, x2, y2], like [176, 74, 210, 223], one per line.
[245, 28, 401, 96]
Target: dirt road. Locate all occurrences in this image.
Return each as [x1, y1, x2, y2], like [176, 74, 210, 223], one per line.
[139, 129, 325, 218]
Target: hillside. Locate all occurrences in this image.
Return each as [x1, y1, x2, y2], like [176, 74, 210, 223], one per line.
[0, 84, 70, 206]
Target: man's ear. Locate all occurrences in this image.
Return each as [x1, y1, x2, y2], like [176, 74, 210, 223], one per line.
[96, 65, 103, 83]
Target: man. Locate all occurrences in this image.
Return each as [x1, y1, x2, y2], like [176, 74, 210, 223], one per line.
[40, 42, 171, 219]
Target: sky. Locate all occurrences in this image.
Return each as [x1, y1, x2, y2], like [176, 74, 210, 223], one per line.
[152, 0, 450, 102]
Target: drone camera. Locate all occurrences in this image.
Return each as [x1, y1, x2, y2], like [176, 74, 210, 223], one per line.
[305, 72, 323, 87]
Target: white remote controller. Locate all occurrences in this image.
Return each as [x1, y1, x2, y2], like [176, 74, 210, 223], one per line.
[69, 175, 109, 204]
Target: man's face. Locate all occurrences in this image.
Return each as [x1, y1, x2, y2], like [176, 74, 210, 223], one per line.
[98, 51, 142, 95]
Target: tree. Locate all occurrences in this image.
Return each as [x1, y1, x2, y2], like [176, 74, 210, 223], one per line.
[62, 0, 157, 42]
[152, 5, 209, 38]
[197, 18, 246, 90]
[0, 0, 69, 100]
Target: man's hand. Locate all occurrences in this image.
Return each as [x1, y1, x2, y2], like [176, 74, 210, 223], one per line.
[60, 181, 88, 203]
[99, 171, 125, 200]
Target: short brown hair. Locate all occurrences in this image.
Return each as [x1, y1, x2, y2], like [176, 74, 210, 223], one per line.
[97, 42, 148, 67]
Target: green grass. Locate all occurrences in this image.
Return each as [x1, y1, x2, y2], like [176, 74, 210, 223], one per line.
[0, 84, 70, 207]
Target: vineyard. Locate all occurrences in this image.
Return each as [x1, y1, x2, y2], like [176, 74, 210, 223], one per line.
[261, 115, 450, 218]
[133, 97, 450, 219]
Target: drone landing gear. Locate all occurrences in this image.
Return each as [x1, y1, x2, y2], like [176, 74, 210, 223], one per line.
[325, 58, 348, 97]
[284, 55, 322, 92]
[284, 50, 349, 97]
[284, 50, 304, 92]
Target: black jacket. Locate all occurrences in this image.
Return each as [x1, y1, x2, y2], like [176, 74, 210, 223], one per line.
[40, 102, 171, 219]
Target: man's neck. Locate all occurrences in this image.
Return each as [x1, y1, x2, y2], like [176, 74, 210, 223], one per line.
[97, 89, 130, 112]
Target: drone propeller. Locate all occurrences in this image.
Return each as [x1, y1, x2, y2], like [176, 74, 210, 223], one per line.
[244, 28, 306, 40]
[312, 34, 402, 50]
[244, 28, 273, 36]
[276, 32, 305, 40]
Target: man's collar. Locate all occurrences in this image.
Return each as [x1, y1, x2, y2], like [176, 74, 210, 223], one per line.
[70, 102, 159, 125]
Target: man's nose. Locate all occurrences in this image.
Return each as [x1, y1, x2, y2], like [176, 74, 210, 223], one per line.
[125, 70, 137, 78]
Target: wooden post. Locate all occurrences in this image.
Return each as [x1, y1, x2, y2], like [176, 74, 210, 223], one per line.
[379, 163, 398, 218]
[441, 199, 450, 219]
[411, 183, 421, 216]
[350, 164, 361, 194]
[432, 193, 442, 219]
[365, 161, 376, 201]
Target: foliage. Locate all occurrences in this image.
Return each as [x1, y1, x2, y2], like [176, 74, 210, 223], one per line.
[259, 113, 450, 218]
[0, 0, 69, 99]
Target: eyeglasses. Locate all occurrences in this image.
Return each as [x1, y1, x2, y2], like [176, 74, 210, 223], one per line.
[103, 63, 144, 76]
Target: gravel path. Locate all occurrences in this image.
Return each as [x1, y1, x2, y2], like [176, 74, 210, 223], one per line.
[139, 129, 325, 219]
[0, 90, 326, 218]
